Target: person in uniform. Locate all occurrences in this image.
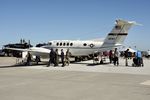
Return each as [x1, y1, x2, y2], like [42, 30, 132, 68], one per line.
[60, 49, 65, 67]
[65, 49, 70, 66]
[124, 49, 129, 66]
[26, 52, 32, 66]
[54, 49, 59, 66]
[47, 48, 55, 67]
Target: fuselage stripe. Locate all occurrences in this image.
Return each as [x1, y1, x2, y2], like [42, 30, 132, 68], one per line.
[108, 33, 128, 35]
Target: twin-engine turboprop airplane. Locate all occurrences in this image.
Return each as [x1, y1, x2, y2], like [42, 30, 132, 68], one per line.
[5, 19, 138, 60]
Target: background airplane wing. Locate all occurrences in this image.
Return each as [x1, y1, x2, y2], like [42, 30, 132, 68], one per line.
[5, 47, 29, 52]
[5, 47, 50, 58]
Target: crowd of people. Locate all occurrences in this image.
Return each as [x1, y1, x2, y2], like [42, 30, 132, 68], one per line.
[25, 47, 144, 67]
[47, 48, 70, 67]
[25, 48, 71, 67]
[108, 48, 144, 67]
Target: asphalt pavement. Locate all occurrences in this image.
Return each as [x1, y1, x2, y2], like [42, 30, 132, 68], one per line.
[0, 57, 150, 100]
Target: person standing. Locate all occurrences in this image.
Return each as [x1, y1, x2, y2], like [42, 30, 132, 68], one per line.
[26, 52, 32, 66]
[60, 49, 65, 67]
[35, 56, 40, 65]
[47, 48, 55, 67]
[65, 49, 70, 66]
[114, 48, 119, 66]
[109, 50, 113, 63]
[124, 49, 129, 66]
[54, 49, 59, 67]
[136, 50, 143, 66]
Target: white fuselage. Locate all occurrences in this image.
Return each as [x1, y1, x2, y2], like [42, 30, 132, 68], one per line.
[42, 40, 103, 56]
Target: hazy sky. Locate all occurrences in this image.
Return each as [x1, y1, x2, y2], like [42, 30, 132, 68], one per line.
[0, 0, 150, 50]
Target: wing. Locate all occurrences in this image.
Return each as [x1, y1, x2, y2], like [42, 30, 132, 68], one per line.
[5, 47, 50, 58]
[5, 47, 29, 52]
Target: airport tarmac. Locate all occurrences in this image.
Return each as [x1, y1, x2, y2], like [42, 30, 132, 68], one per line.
[0, 57, 150, 100]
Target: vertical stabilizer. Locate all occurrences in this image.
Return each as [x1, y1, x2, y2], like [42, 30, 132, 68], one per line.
[102, 19, 137, 48]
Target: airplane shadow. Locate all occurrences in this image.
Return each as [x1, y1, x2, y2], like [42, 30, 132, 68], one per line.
[73, 62, 141, 67]
[72, 62, 110, 66]
[87, 62, 110, 66]
[0, 62, 47, 68]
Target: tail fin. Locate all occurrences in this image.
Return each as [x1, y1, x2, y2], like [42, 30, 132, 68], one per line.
[102, 19, 138, 48]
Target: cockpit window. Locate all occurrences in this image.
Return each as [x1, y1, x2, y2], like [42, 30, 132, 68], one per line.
[48, 42, 52, 45]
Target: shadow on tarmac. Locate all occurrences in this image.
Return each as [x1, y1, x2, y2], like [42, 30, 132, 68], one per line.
[87, 62, 110, 66]
[0, 62, 47, 68]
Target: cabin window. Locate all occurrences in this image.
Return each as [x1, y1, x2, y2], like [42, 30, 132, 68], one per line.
[67, 43, 69, 46]
[56, 43, 59, 46]
[70, 43, 73, 46]
[83, 43, 87, 46]
[60, 42, 62, 46]
[63, 43, 66, 46]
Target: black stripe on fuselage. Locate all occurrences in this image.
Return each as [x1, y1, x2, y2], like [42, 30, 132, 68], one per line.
[108, 33, 128, 35]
